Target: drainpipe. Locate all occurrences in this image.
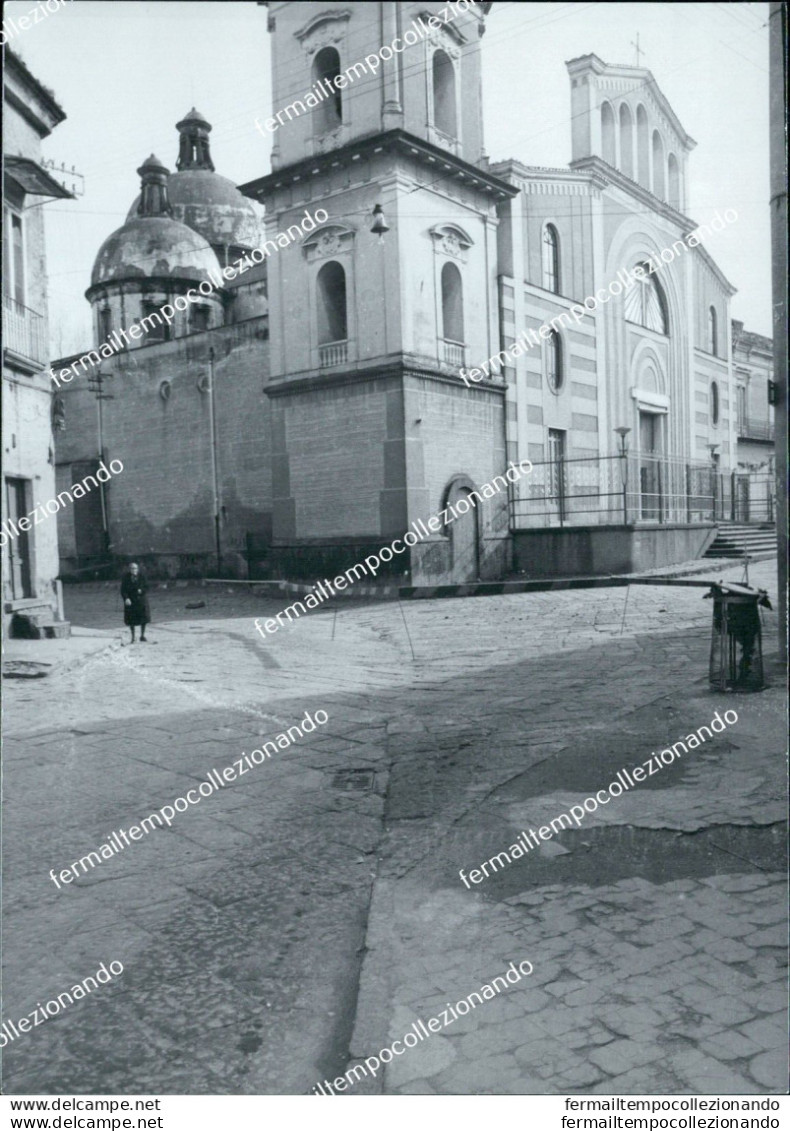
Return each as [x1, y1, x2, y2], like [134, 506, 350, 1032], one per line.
[769, 2, 786, 658]
[207, 347, 221, 575]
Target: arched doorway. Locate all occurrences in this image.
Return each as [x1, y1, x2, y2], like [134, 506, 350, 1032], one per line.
[444, 476, 480, 582]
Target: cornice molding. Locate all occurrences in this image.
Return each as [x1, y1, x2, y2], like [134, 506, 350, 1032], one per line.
[239, 129, 518, 203]
[264, 355, 507, 398]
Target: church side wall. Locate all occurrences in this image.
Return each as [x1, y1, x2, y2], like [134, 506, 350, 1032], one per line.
[54, 320, 271, 578]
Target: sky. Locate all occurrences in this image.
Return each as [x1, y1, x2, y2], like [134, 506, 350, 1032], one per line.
[5, 0, 772, 357]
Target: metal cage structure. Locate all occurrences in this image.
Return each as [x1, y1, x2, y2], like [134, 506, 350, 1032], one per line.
[707, 582, 771, 692]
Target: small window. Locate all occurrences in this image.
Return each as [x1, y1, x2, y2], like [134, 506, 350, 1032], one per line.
[142, 301, 169, 342]
[711, 381, 720, 425]
[601, 102, 616, 166]
[312, 47, 342, 135]
[708, 306, 718, 356]
[191, 304, 211, 333]
[317, 260, 347, 344]
[542, 225, 560, 294]
[619, 103, 634, 179]
[4, 211, 26, 305]
[652, 130, 665, 199]
[99, 307, 113, 344]
[441, 261, 464, 343]
[546, 330, 563, 392]
[432, 50, 457, 137]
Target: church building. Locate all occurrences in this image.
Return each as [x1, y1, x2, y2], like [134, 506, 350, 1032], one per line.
[54, 1, 763, 583]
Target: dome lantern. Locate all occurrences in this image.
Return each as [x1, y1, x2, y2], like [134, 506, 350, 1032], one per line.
[176, 108, 215, 172]
[136, 155, 173, 218]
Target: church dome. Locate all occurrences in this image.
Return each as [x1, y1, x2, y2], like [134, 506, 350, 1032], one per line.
[91, 155, 223, 288]
[91, 216, 222, 288]
[126, 110, 260, 255]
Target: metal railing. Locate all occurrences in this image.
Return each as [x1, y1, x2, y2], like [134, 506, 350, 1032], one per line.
[736, 415, 775, 442]
[2, 295, 46, 364]
[508, 453, 776, 529]
[318, 340, 348, 367]
[724, 471, 776, 523]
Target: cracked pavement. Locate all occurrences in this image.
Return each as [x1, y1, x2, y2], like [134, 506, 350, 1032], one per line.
[1, 561, 786, 1094]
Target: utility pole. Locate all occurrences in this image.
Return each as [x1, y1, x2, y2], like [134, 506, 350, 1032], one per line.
[87, 367, 114, 557]
[769, 2, 786, 659]
[207, 348, 222, 576]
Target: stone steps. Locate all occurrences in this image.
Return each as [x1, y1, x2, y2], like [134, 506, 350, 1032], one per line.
[705, 523, 777, 559]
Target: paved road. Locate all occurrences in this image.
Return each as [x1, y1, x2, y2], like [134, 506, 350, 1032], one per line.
[1, 560, 786, 1094]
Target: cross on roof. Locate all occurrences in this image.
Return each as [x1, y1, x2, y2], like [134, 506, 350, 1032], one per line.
[631, 33, 645, 67]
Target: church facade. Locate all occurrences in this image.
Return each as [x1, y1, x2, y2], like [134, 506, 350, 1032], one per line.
[54, 1, 762, 583]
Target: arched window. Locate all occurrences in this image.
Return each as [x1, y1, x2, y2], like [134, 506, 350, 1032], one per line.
[711, 380, 720, 425]
[432, 50, 457, 137]
[601, 102, 616, 166]
[312, 47, 342, 135]
[99, 306, 113, 344]
[636, 105, 649, 188]
[317, 260, 347, 344]
[667, 153, 680, 210]
[652, 131, 665, 199]
[619, 103, 634, 179]
[545, 330, 563, 392]
[708, 305, 718, 356]
[542, 225, 560, 294]
[624, 264, 669, 335]
[441, 261, 464, 343]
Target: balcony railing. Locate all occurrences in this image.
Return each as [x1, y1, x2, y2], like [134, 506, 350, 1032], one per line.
[318, 340, 348, 367]
[3, 294, 46, 365]
[441, 339, 465, 368]
[737, 416, 774, 442]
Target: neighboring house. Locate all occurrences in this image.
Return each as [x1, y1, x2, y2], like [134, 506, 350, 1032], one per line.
[2, 48, 73, 634]
[52, 2, 768, 582]
[730, 319, 775, 524]
[732, 320, 775, 468]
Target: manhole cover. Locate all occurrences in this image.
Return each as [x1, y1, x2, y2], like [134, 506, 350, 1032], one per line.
[332, 769, 375, 792]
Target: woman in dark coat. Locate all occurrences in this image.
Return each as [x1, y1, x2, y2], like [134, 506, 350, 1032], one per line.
[121, 562, 151, 643]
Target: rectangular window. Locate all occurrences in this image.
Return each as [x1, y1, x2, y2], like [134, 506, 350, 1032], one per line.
[2, 208, 11, 298]
[3, 208, 25, 304]
[547, 428, 566, 522]
[12, 214, 25, 305]
[99, 307, 113, 344]
[190, 304, 211, 333]
[142, 301, 169, 342]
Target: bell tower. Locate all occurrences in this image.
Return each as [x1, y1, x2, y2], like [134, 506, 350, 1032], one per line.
[242, 1, 518, 584]
[262, 0, 488, 170]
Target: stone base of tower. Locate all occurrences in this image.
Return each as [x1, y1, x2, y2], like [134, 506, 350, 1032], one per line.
[266, 363, 508, 587]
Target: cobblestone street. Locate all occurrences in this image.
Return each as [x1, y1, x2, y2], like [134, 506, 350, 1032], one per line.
[1, 560, 786, 1095]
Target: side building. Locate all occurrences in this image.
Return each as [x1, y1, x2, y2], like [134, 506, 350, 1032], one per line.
[731, 318, 775, 524]
[2, 48, 74, 635]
